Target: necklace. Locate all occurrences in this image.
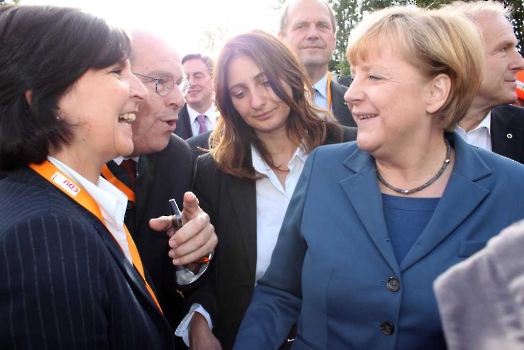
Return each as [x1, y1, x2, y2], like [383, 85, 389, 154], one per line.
[376, 139, 451, 195]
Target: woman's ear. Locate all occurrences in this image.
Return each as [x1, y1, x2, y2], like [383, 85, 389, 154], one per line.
[426, 74, 451, 114]
[24, 90, 32, 105]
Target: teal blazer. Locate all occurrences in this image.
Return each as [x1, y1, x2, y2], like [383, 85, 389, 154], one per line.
[234, 133, 524, 350]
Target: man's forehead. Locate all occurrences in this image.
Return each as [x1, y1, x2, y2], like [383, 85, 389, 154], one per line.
[475, 12, 516, 46]
[131, 31, 182, 76]
[286, 0, 331, 25]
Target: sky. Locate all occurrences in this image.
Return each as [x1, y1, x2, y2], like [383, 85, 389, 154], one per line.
[20, 0, 284, 58]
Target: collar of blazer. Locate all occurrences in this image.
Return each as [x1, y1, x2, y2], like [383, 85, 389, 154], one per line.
[337, 132, 492, 273]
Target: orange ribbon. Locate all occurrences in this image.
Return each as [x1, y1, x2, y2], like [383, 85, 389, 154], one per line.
[29, 161, 162, 313]
[326, 72, 333, 111]
[101, 164, 135, 203]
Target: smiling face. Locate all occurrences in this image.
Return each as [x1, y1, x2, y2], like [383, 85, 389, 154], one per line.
[280, 0, 336, 77]
[129, 32, 185, 156]
[474, 12, 524, 108]
[227, 54, 292, 138]
[345, 45, 438, 158]
[56, 59, 147, 164]
[183, 58, 214, 113]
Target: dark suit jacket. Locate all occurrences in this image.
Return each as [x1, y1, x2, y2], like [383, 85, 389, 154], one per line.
[105, 134, 194, 334]
[491, 104, 524, 164]
[330, 80, 356, 127]
[175, 104, 193, 140]
[189, 126, 357, 350]
[234, 133, 524, 350]
[0, 167, 174, 349]
[187, 130, 212, 163]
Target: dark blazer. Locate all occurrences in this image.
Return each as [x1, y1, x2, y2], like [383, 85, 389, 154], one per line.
[491, 104, 524, 164]
[105, 134, 194, 334]
[175, 104, 193, 140]
[0, 167, 175, 349]
[189, 126, 357, 350]
[234, 133, 524, 350]
[330, 80, 356, 128]
[187, 130, 212, 163]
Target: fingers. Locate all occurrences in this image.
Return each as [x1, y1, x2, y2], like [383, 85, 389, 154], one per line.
[168, 213, 217, 265]
[182, 192, 202, 223]
[149, 216, 174, 233]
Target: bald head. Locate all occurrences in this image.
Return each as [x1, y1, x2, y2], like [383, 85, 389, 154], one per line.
[279, 0, 336, 35]
[128, 30, 185, 156]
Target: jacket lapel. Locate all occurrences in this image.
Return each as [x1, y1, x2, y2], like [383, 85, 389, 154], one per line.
[330, 81, 347, 120]
[340, 149, 401, 276]
[225, 172, 258, 278]
[84, 212, 164, 317]
[491, 107, 524, 162]
[400, 134, 492, 271]
[22, 168, 164, 318]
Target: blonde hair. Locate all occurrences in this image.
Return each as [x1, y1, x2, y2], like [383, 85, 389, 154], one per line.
[346, 6, 485, 131]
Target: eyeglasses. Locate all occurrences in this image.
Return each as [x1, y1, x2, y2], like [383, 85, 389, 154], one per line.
[133, 72, 189, 96]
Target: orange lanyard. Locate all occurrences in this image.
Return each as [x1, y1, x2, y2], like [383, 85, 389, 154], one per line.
[29, 161, 162, 313]
[101, 164, 135, 202]
[326, 72, 333, 111]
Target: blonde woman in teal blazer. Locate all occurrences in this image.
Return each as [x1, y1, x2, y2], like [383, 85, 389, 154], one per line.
[234, 7, 524, 350]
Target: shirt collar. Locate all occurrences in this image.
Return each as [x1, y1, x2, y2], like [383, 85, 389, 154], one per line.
[47, 156, 128, 225]
[479, 111, 492, 135]
[313, 73, 329, 100]
[187, 104, 219, 124]
[113, 156, 140, 165]
[251, 144, 308, 176]
[455, 111, 492, 135]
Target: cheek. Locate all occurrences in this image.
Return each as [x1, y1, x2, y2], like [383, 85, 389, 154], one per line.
[232, 100, 248, 118]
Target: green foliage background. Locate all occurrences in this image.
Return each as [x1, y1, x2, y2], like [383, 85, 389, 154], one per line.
[0, 0, 20, 5]
[329, 0, 524, 76]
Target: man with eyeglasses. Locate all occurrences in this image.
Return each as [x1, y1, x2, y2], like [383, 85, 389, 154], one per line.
[104, 30, 216, 348]
[176, 54, 217, 140]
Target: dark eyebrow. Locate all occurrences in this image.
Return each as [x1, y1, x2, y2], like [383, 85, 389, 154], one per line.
[253, 71, 266, 81]
[228, 71, 267, 91]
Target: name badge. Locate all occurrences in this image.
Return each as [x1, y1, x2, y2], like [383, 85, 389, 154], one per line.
[51, 171, 80, 196]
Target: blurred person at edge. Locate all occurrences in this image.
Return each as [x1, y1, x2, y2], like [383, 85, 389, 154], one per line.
[0, 5, 215, 349]
[233, 7, 524, 350]
[442, 1, 524, 164]
[176, 30, 357, 350]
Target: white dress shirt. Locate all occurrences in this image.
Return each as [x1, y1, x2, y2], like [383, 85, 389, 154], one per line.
[48, 156, 131, 262]
[313, 73, 329, 109]
[187, 104, 218, 136]
[175, 145, 308, 345]
[455, 112, 492, 151]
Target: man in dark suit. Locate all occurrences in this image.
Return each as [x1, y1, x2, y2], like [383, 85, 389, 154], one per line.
[278, 0, 356, 127]
[446, 1, 524, 163]
[105, 31, 217, 346]
[175, 54, 217, 139]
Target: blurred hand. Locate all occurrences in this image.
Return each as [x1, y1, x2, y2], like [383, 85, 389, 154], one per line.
[149, 192, 217, 265]
[189, 313, 222, 350]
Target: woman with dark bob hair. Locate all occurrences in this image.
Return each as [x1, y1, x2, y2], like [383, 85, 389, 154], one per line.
[234, 7, 524, 350]
[176, 30, 357, 350]
[0, 5, 176, 349]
